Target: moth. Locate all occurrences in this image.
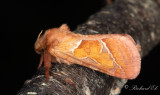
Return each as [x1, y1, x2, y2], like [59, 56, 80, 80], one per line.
[35, 24, 141, 81]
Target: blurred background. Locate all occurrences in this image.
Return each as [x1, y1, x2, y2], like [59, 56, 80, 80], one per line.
[1, 0, 160, 95]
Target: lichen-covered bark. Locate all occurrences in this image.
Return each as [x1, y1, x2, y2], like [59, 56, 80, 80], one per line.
[17, 0, 160, 95]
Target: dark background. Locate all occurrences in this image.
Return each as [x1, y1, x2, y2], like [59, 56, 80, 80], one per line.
[1, 0, 160, 95]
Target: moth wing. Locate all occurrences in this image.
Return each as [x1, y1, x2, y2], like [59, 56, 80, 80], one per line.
[100, 35, 141, 79]
[49, 35, 141, 79]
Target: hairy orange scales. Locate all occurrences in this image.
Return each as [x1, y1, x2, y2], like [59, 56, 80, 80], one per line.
[34, 24, 141, 81]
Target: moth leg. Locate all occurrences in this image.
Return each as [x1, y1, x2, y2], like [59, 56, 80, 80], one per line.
[37, 53, 44, 70]
[48, 45, 62, 64]
[44, 50, 52, 81]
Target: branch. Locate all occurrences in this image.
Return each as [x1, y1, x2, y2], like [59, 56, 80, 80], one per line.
[17, 0, 160, 95]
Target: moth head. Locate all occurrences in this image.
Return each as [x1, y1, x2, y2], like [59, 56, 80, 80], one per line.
[34, 24, 71, 54]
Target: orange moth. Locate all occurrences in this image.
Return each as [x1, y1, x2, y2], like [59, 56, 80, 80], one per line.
[34, 24, 141, 81]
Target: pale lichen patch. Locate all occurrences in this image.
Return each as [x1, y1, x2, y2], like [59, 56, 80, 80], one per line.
[150, 32, 155, 41]
[27, 92, 37, 95]
[41, 83, 47, 86]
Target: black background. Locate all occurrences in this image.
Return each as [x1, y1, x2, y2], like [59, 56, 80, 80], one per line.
[1, 0, 160, 95]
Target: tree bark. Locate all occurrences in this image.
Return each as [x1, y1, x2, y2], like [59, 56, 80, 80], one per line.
[17, 0, 160, 95]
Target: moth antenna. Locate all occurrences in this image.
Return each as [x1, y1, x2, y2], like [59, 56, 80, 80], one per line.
[37, 30, 43, 40]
